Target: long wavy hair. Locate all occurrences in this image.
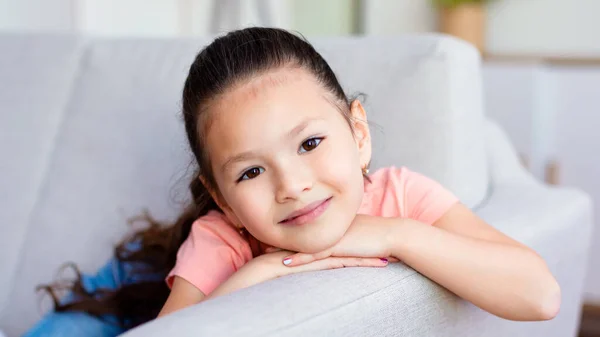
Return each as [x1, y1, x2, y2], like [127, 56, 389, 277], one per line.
[39, 27, 359, 329]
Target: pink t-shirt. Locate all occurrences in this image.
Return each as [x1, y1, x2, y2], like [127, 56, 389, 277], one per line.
[166, 166, 459, 295]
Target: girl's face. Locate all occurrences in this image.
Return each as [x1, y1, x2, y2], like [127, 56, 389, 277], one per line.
[204, 67, 372, 253]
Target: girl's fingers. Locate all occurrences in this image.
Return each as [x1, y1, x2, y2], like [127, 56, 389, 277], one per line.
[323, 257, 389, 269]
[282, 250, 331, 267]
[282, 252, 398, 267]
[282, 253, 315, 267]
[281, 257, 388, 277]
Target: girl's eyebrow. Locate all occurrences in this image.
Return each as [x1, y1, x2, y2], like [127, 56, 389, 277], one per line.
[287, 117, 326, 138]
[221, 117, 326, 172]
[221, 150, 259, 173]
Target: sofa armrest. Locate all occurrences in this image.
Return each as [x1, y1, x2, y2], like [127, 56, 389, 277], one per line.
[476, 181, 592, 336]
[480, 120, 593, 271]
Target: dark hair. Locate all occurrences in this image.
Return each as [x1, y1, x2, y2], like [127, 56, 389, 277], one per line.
[40, 27, 357, 329]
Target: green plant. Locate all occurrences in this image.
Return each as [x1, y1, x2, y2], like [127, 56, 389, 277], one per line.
[432, 0, 495, 7]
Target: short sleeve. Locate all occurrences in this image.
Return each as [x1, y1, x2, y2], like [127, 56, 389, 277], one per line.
[166, 211, 252, 295]
[401, 168, 460, 225]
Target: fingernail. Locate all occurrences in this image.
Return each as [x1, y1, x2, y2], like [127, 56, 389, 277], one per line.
[283, 258, 292, 266]
[380, 258, 388, 263]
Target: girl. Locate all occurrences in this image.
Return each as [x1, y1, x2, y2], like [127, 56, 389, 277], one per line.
[27, 27, 560, 336]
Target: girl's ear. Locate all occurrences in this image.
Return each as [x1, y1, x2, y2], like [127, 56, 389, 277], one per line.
[349, 99, 372, 170]
[198, 175, 219, 204]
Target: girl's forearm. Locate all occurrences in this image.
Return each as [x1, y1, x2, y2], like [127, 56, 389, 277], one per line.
[206, 259, 271, 300]
[388, 218, 560, 321]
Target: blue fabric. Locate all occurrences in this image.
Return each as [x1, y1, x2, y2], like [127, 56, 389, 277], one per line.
[22, 312, 125, 337]
[23, 244, 158, 337]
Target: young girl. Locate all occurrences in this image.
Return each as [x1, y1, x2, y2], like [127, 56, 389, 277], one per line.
[27, 27, 560, 336]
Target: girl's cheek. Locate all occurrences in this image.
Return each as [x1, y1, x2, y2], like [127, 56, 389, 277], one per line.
[231, 185, 272, 224]
[318, 139, 358, 181]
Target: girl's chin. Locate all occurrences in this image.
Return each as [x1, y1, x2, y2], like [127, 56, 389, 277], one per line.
[293, 236, 343, 254]
[282, 222, 350, 253]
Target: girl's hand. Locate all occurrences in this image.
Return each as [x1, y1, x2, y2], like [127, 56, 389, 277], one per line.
[206, 250, 388, 300]
[256, 250, 389, 279]
[281, 215, 400, 267]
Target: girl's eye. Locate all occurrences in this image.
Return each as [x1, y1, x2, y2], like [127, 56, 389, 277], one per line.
[299, 137, 323, 153]
[239, 167, 265, 181]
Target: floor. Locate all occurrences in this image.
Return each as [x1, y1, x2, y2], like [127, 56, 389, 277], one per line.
[580, 305, 600, 337]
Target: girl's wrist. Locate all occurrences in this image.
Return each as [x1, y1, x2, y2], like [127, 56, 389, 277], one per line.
[208, 259, 269, 300]
[389, 217, 428, 259]
[384, 217, 415, 258]
[354, 214, 409, 258]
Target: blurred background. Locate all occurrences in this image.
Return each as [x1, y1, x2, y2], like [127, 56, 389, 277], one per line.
[1, 0, 599, 335]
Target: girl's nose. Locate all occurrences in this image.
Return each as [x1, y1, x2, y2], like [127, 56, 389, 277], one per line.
[274, 166, 314, 203]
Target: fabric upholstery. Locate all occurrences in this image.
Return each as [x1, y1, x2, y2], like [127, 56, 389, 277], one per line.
[1, 38, 209, 334]
[0, 33, 83, 312]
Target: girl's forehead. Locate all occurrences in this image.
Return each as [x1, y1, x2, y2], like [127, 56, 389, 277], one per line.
[241, 68, 300, 100]
[209, 67, 334, 129]
[226, 67, 313, 104]
[204, 68, 343, 164]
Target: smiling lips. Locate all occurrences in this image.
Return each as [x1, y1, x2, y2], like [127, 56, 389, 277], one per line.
[279, 197, 332, 226]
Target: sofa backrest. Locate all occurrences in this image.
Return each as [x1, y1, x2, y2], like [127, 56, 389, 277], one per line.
[0, 33, 488, 335]
[315, 35, 488, 206]
[0, 33, 84, 315]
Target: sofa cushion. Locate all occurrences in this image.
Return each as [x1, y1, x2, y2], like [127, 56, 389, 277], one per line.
[2, 38, 211, 335]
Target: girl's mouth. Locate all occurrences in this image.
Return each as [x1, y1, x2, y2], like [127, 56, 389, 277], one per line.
[279, 197, 332, 226]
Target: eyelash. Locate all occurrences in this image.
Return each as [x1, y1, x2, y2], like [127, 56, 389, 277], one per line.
[236, 137, 325, 182]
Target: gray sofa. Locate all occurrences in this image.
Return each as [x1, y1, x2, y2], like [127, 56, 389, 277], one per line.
[0, 32, 593, 337]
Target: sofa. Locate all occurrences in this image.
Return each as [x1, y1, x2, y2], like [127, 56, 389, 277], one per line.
[0, 32, 593, 336]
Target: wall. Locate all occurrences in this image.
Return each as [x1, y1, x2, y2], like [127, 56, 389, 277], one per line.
[362, 0, 600, 57]
[291, 0, 357, 36]
[78, 0, 181, 36]
[0, 0, 74, 32]
[487, 0, 600, 56]
[0, 0, 291, 36]
[4, 0, 600, 56]
[362, 0, 437, 35]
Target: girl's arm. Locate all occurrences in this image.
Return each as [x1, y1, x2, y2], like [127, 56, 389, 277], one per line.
[158, 252, 387, 317]
[158, 277, 205, 318]
[283, 203, 560, 321]
[388, 203, 561, 321]
[205, 251, 385, 300]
